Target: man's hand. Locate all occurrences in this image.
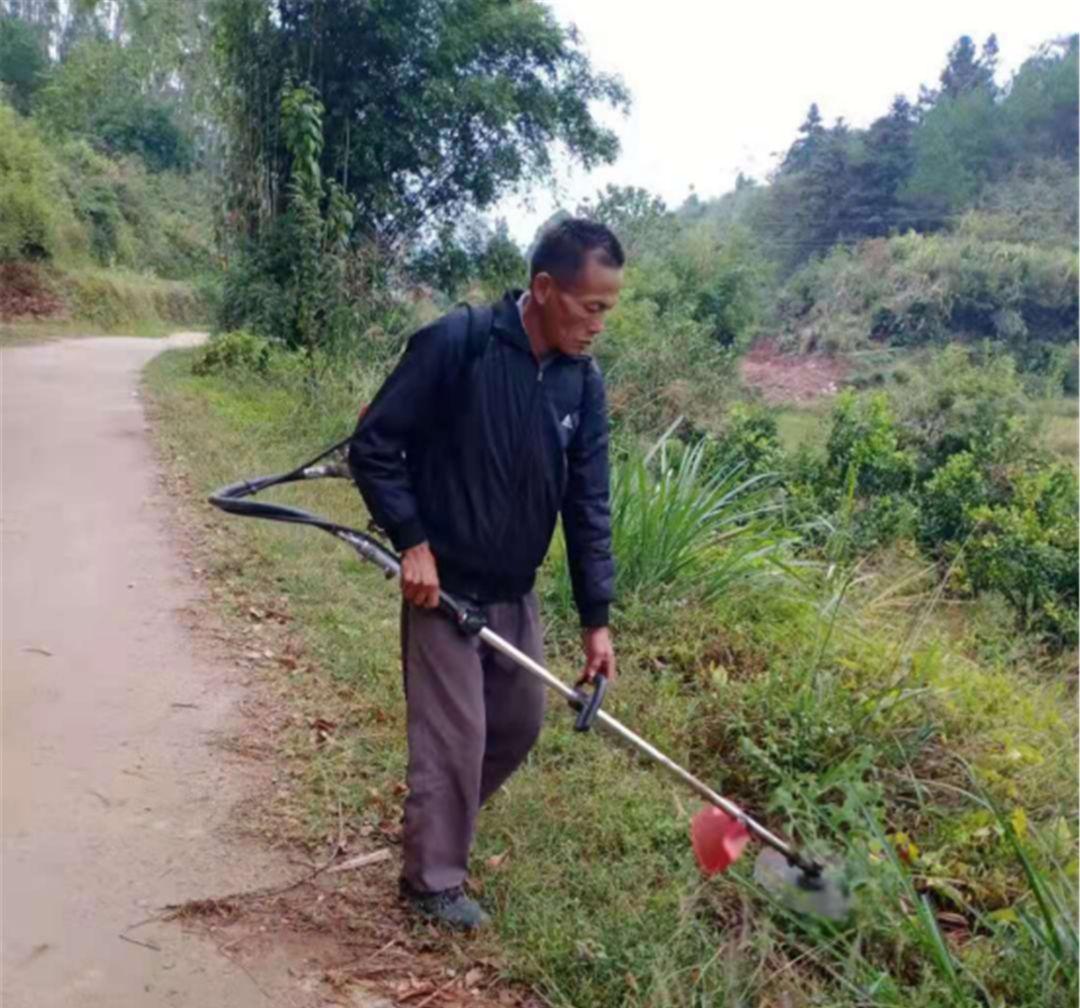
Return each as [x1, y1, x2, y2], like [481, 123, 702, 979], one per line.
[401, 542, 440, 608]
[579, 626, 616, 684]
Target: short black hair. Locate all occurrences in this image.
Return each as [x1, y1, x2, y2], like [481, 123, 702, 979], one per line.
[530, 218, 625, 284]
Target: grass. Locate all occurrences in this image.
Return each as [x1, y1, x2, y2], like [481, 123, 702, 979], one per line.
[1037, 396, 1079, 464]
[0, 316, 188, 346]
[775, 405, 830, 455]
[145, 347, 1078, 1008]
[1, 263, 210, 346]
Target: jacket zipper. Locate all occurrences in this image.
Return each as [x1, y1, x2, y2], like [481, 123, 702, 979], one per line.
[492, 356, 557, 573]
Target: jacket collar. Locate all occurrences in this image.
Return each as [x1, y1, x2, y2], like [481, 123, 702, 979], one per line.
[490, 289, 532, 353]
[490, 289, 590, 362]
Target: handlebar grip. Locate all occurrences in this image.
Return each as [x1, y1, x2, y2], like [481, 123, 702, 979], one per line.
[570, 673, 607, 732]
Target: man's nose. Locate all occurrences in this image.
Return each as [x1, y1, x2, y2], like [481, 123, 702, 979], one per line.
[589, 318, 605, 335]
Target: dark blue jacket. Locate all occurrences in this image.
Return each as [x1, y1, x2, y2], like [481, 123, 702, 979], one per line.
[347, 290, 614, 627]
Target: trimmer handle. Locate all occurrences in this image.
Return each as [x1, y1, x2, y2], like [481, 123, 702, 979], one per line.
[570, 673, 607, 732]
[438, 591, 488, 636]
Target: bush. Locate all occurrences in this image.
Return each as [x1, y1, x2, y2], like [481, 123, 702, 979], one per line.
[65, 268, 206, 328]
[35, 37, 192, 172]
[594, 274, 734, 437]
[0, 101, 85, 262]
[546, 434, 787, 622]
[777, 231, 1078, 370]
[711, 402, 783, 476]
[57, 139, 213, 277]
[191, 329, 275, 376]
[961, 463, 1078, 646]
[891, 345, 1040, 476]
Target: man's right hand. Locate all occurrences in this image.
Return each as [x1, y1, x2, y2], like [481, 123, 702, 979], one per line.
[401, 542, 440, 608]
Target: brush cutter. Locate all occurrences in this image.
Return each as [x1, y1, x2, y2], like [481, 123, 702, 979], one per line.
[208, 437, 851, 920]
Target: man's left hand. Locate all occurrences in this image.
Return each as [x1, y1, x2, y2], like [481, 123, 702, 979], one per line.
[580, 626, 616, 684]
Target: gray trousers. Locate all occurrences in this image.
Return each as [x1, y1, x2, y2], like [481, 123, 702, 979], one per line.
[400, 592, 547, 893]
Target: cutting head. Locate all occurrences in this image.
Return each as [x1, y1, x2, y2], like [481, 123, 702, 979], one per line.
[752, 847, 852, 920]
[691, 807, 751, 875]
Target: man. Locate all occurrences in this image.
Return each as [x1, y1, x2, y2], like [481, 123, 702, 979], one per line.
[348, 218, 623, 930]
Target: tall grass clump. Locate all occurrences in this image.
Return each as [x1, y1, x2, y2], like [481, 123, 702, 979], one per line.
[547, 434, 789, 622]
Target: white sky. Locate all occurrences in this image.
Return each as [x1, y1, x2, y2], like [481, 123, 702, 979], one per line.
[497, 0, 1076, 245]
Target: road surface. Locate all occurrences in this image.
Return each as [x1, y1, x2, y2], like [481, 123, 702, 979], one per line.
[2, 334, 310, 1007]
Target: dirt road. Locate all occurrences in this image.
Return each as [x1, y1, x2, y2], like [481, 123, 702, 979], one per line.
[1, 335, 315, 1007]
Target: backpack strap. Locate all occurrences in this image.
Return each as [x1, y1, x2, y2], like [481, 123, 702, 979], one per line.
[460, 302, 494, 362]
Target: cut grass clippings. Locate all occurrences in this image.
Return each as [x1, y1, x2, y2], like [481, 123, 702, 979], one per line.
[145, 346, 1078, 1008]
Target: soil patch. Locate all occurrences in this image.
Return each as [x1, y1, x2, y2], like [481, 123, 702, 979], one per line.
[0, 263, 65, 321]
[740, 338, 848, 405]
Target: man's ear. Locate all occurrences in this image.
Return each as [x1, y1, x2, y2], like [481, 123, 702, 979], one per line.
[532, 272, 553, 306]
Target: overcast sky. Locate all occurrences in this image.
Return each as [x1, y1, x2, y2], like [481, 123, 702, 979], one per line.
[497, 0, 1076, 245]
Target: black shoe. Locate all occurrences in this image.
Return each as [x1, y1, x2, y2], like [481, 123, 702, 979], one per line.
[399, 878, 491, 931]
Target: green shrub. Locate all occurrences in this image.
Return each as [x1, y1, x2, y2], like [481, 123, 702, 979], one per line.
[891, 345, 1040, 476]
[919, 451, 991, 546]
[65, 268, 205, 329]
[0, 101, 85, 262]
[35, 37, 192, 172]
[712, 401, 784, 475]
[963, 463, 1079, 646]
[594, 274, 733, 437]
[191, 330, 275, 376]
[547, 434, 787, 618]
[777, 232, 1078, 371]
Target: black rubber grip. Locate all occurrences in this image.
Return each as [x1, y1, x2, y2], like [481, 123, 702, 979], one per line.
[571, 673, 607, 732]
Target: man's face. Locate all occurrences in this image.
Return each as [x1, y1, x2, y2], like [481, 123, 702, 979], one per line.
[532, 252, 623, 356]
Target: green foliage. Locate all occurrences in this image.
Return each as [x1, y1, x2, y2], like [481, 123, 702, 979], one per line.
[409, 215, 525, 301]
[218, 79, 360, 352]
[904, 88, 1001, 218]
[36, 37, 193, 171]
[826, 391, 915, 495]
[728, 33, 1076, 274]
[0, 14, 48, 114]
[0, 100, 83, 261]
[64, 266, 207, 329]
[787, 392, 919, 554]
[777, 232, 1078, 366]
[576, 184, 676, 260]
[891, 346, 1037, 475]
[962, 464, 1079, 646]
[782, 350, 1076, 644]
[593, 271, 732, 437]
[213, 0, 627, 244]
[473, 220, 526, 301]
[191, 329, 274, 376]
[545, 434, 786, 620]
[1000, 36, 1079, 167]
[0, 91, 213, 276]
[712, 402, 784, 476]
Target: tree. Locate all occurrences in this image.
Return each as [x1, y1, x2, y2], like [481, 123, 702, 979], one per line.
[576, 184, 673, 260]
[903, 88, 1001, 220]
[781, 102, 825, 173]
[0, 14, 47, 113]
[475, 219, 525, 298]
[939, 34, 998, 99]
[849, 95, 917, 236]
[36, 36, 194, 170]
[213, 0, 628, 247]
[1000, 34, 1078, 167]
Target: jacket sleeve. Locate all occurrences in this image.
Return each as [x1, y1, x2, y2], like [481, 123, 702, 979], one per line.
[347, 321, 455, 552]
[562, 363, 615, 627]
